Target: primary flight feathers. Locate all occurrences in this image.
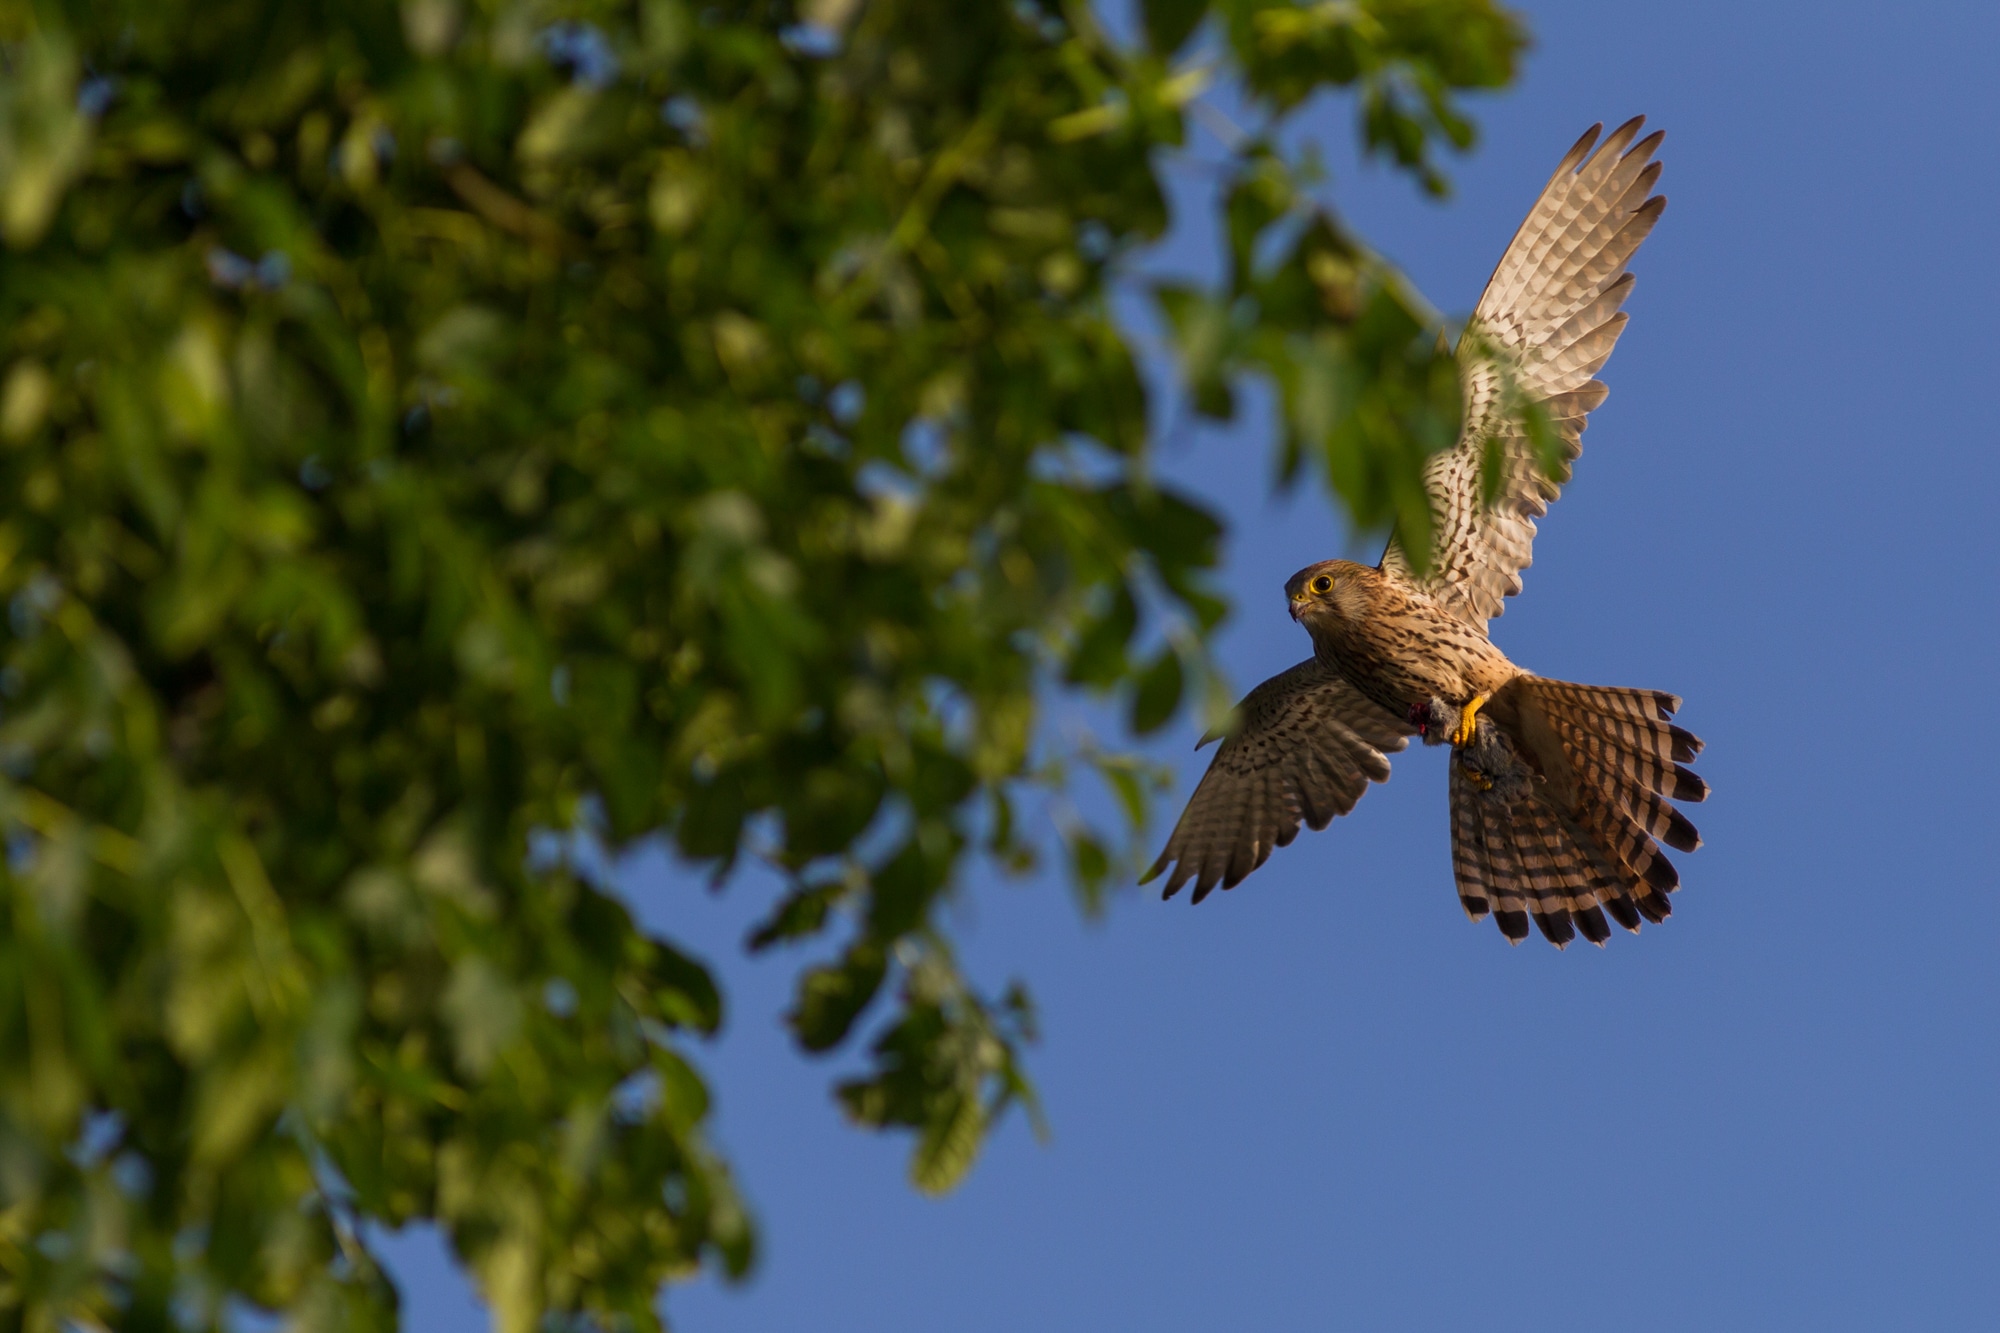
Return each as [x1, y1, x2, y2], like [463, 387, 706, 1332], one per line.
[1381, 117, 1666, 627]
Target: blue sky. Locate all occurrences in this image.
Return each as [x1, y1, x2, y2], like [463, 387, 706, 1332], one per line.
[383, 1, 2000, 1327]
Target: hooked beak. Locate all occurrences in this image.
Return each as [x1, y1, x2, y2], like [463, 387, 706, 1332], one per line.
[1288, 594, 1308, 622]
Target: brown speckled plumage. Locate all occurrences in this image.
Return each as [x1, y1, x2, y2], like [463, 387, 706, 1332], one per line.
[1143, 118, 1707, 947]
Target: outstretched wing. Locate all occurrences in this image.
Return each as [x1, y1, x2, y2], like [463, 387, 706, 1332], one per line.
[1143, 659, 1414, 903]
[1381, 117, 1666, 628]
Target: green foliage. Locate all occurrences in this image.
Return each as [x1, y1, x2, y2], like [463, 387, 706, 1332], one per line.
[837, 955, 1042, 1197]
[0, 0, 1522, 1327]
[1221, 0, 1522, 194]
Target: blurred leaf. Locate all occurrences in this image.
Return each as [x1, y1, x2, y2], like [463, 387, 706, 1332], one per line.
[1066, 828, 1113, 916]
[1130, 649, 1185, 735]
[1143, 0, 1211, 55]
[747, 878, 847, 952]
[650, 937, 724, 1035]
[1064, 583, 1138, 687]
[0, 32, 92, 248]
[789, 942, 888, 1053]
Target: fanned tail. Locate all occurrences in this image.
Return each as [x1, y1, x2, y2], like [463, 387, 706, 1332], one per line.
[1450, 676, 1707, 948]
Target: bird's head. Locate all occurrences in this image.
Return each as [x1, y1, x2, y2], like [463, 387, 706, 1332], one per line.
[1285, 559, 1372, 628]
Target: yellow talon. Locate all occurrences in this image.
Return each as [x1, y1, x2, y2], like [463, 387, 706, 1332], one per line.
[1451, 692, 1489, 748]
[1459, 758, 1494, 792]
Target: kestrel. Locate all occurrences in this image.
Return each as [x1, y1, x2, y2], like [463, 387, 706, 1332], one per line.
[1144, 118, 1708, 947]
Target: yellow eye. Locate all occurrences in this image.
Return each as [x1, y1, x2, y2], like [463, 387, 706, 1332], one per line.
[1310, 574, 1333, 595]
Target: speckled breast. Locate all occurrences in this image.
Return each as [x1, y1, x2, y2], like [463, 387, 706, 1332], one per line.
[1311, 602, 1517, 717]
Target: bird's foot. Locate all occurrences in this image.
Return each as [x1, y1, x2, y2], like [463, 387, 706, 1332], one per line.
[1457, 755, 1495, 792]
[1450, 693, 1490, 748]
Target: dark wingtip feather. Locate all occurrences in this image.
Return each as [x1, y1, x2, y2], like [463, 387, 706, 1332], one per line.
[1563, 123, 1605, 171]
[1634, 886, 1672, 924]
[1671, 765, 1709, 802]
[1604, 894, 1643, 933]
[1534, 911, 1576, 949]
[1663, 808, 1702, 853]
[1642, 853, 1679, 893]
[1670, 726, 1704, 761]
[1594, 117, 1645, 165]
[1495, 909, 1530, 943]
[1222, 852, 1261, 892]
[1138, 852, 1168, 886]
[1574, 904, 1612, 945]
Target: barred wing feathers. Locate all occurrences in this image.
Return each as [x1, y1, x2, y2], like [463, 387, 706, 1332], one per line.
[1382, 117, 1666, 628]
[1143, 659, 1415, 904]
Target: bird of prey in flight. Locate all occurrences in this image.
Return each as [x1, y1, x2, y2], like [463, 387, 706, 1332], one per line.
[1143, 118, 1707, 948]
